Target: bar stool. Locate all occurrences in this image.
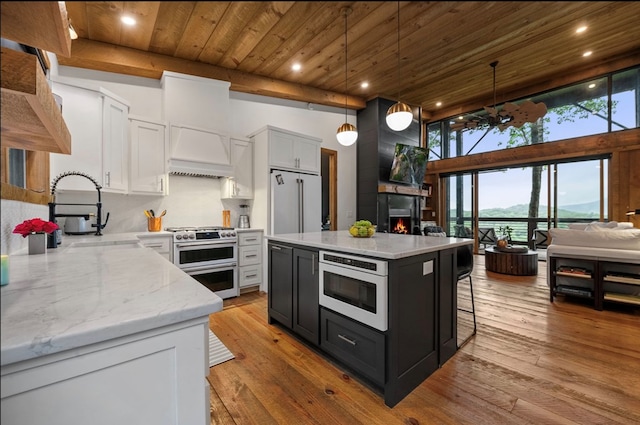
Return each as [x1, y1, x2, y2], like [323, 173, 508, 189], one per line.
[457, 244, 477, 348]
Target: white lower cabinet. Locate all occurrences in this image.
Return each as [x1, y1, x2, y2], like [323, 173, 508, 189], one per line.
[238, 230, 263, 291]
[129, 117, 168, 195]
[0, 319, 210, 425]
[137, 233, 172, 262]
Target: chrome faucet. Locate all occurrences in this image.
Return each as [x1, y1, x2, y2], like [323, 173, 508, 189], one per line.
[48, 171, 110, 248]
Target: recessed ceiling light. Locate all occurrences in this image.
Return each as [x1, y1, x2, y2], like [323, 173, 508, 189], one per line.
[361, 82, 369, 89]
[576, 26, 587, 34]
[583, 51, 593, 57]
[588, 83, 596, 89]
[291, 63, 301, 71]
[436, 102, 442, 107]
[121, 16, 136, 26]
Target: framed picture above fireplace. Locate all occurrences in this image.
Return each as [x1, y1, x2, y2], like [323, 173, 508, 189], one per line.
[389, 143, 429, 187]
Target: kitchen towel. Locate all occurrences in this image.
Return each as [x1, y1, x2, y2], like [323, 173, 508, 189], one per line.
[209, 329, 234, 368]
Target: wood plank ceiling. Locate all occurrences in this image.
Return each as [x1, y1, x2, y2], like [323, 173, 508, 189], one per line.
[59, 2, 640, 122]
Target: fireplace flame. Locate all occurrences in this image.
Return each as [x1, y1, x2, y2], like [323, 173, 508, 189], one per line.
[393, 218, 408, 234]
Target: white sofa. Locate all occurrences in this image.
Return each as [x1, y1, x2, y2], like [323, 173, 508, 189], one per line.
[547, 221, 640, 265]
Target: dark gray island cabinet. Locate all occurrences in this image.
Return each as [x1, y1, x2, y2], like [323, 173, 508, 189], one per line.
[266, 231, 472, 407]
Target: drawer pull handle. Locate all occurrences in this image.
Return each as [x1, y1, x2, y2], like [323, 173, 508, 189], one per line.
[146, 243, 163, 248]
[246, 254, 257, 258]
[338, 334, 357, 346]
[246, 238, 257, 242]
[246, 274, 257, 278]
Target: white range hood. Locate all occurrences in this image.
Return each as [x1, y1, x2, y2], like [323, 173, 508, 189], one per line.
[168, 124, 233, 178]
[162, 71, 233, 178]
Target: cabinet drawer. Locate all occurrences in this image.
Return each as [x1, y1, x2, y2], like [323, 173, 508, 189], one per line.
[239, 245, 262, 266]
[320, 308, 385, 386]
[238, 232, 262, 246]
[140, 238, 171, 253]
[239, 265, 262, 287]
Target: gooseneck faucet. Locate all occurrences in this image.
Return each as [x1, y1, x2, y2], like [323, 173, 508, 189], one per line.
[48, 171, 110, 248]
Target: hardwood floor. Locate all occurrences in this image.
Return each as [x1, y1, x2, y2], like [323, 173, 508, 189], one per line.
[207, 256, 640, 424]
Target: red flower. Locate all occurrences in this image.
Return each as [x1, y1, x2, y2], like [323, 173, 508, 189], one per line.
[13, 218, 59, 238]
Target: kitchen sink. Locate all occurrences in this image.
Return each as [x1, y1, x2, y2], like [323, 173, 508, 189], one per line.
[69, 240, 141, 248]
[65, 239, 144, 253]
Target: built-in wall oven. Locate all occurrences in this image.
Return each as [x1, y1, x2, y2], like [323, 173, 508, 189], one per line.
[318, 250, 388, 331]
[167, 226, 238, 299]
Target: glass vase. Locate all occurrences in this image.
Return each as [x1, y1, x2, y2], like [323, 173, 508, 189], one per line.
[28, 232, 47, 255]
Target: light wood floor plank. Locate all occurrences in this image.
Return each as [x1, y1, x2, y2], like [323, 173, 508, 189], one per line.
[207, 255, 640, 424]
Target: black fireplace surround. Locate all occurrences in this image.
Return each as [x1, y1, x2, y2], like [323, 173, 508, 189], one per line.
[356, 97, 422, 234]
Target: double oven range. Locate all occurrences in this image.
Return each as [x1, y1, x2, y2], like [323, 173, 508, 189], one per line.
[166, 226, 238, 299]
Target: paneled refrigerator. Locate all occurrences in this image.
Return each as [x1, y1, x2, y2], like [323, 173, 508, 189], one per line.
[270, 170, 321, 234]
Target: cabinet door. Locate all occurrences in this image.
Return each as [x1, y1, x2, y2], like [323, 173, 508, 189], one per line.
[295, 137, 320, 174]
[293, 248, 319, 345]
[50, 83, 103, 191]
[268, 243, 293, 328]
[102, 96, 129, 192]
[268, 130, 297, 170]
[130, 118, 167, 195]
[221, 138, 253, 199]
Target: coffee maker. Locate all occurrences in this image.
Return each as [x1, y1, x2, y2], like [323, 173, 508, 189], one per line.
[238, 204, 250, 228]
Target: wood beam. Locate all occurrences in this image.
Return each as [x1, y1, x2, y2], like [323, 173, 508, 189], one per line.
[58, 39, 367, 110]
[427, 128, 640, 175]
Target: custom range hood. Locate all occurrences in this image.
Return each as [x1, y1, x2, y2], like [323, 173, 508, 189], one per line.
[168, 124, 234, 178]
[162, 71, 233, 178]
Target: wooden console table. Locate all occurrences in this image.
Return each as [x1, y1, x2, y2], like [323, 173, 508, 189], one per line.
[485, 246, 538, 276]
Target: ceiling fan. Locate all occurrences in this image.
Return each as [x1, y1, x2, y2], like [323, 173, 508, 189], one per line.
[451, 61, 547, 132]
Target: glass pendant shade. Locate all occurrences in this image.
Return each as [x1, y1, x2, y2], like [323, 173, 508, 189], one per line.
[336, 122, 358, 146]
[386, 101, 413, 131]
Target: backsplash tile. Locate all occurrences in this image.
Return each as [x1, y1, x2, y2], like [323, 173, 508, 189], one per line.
[1, 200, 49, 255]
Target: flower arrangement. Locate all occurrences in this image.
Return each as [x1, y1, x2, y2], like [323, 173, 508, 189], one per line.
[13, 218, 59, 238]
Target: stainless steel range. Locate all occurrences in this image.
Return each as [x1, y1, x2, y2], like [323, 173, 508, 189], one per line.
[166, 226, 238, 299]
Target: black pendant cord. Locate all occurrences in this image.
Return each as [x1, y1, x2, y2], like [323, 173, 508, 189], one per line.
[491, 61, 498, 110]
[395, 0, 401, 103]
[344, 7, 348, 122]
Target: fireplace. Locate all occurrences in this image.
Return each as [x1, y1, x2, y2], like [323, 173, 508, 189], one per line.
[378, 194, 420, 234]
[389, 210, 411, 234]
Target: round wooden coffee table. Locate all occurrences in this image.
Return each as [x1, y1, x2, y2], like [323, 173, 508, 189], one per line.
[485, 246, 538, 276]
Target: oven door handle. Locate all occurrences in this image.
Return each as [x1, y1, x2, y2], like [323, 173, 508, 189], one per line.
[182, 263, 237, 273]
[175, 242, 236, 249]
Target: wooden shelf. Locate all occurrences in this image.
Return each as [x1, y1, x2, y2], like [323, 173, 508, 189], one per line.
[0, 2, 72, 57]
[603, 274, 640, 285]
[604, 292, 640, 305]
[555, 271, 592, 279]
[378, 184, 430, 197]
[1, 47, 71, 154]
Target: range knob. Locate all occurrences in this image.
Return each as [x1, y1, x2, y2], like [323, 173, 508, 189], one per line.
[176, 234, 182, 240]
[189, 233, 196, 239]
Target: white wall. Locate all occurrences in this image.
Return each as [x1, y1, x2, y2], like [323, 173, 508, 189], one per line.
[38, 62, 357, 235]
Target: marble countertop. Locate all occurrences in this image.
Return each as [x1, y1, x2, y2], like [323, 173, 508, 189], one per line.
[0, 233, 223, 366]
[266, 231, 473, 259]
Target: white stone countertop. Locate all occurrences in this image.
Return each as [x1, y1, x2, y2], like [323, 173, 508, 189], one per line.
[0, 232, 223, 366]
[266, 230, 473, 259]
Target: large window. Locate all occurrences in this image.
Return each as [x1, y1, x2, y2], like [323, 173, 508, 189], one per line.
[431, 66, 636, 246]
[444, 158, 608, 246]
[427, 66, 639, 161]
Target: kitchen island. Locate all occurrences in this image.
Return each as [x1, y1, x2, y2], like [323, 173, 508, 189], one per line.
[0, 238, 222, 424]
[266, 230, 473, 407]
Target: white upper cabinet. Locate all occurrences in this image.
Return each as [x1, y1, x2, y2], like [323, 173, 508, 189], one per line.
[265, 127, 321, 174]
[129, 116, 168, 195]
[102, 96, 129, 193]
[49, 80, 130, 193]
[221, 137, 254, 199]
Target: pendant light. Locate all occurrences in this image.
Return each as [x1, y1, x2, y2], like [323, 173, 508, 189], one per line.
[386, 1, 412, 132]
[336, 6, 357, 146]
